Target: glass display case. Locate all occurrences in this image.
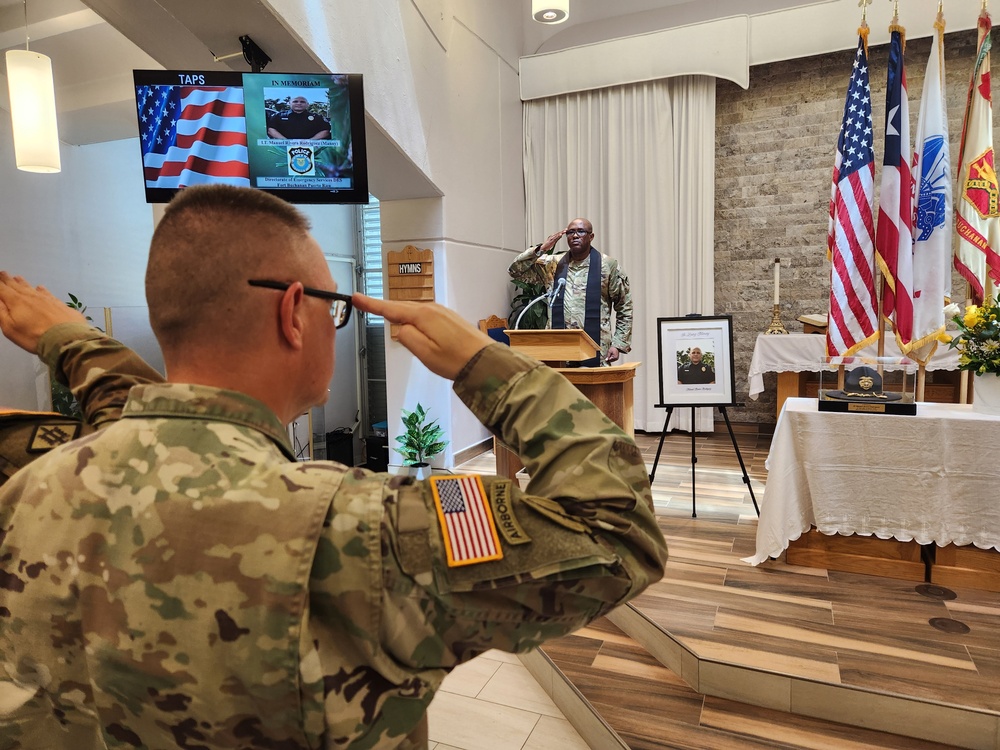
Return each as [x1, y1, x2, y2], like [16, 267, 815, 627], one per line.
[817, 355, 917, 415]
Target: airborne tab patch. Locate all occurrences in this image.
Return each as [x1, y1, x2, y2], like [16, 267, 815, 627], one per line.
[430, 475, 502, 567]
[490, 480, 531, 546]
[28, 422, 81, 453]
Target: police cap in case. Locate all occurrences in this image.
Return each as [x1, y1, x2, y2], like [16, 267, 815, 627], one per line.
[825, 365, 902, 402]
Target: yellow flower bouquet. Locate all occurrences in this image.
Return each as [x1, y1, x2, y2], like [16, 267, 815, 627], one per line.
[946, 294, 1000, 374]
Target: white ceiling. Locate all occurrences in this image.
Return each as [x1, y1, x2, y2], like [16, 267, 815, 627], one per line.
[0, 0, 839, 147]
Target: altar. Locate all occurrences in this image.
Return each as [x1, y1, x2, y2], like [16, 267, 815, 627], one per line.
[744, 398, 1000, 589]
[747, 333, 960, 417]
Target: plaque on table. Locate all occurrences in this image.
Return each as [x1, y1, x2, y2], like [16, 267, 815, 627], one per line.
[817, 356, 917, 415]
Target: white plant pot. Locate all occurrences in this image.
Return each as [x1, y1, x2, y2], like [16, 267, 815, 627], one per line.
[973, 374, 1000, 416]
[408, 463, 432, 480]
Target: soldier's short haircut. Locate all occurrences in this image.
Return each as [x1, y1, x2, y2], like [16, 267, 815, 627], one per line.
[146, 185, 316, 351]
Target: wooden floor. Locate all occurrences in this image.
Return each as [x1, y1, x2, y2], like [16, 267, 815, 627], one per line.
[459, 427, 1000, 749]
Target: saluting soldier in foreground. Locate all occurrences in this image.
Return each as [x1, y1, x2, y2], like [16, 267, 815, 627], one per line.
[0, 185, 667, 750]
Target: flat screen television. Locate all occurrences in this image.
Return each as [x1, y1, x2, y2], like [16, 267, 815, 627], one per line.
[132, 70, 368, 204]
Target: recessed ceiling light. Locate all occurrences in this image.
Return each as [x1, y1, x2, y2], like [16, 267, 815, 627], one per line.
[532, 1, 569, 24]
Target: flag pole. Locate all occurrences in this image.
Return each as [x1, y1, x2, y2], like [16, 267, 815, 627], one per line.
[961, 284, 972, 403]
[860, 0, 876, 385]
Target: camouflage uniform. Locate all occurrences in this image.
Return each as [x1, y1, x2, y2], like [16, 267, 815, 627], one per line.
[508, 246, 633, 363]
[0, 323, 162, 488]
[0, 323, 667, 750]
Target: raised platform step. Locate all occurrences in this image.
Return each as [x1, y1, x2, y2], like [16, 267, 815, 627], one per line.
[522, 613, 970, 749]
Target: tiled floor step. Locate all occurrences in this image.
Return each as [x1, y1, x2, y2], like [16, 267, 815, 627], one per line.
[526, 617, 959, 750]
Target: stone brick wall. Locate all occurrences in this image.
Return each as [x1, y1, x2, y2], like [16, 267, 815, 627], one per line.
[715, 28, 987, 424]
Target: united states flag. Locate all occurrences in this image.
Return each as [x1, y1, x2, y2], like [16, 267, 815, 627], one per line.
[875, 27, 914, 353]
[136, 84, 250, 188]
[826, 33, 879, 356]
[430, 476, 502, 566]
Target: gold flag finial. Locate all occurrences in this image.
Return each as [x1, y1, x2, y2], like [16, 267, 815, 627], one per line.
[859, 0, 872, 24]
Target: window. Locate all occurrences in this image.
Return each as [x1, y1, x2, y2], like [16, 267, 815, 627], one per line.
[357, 197, 387, 435]
[360, 198, 383, 322]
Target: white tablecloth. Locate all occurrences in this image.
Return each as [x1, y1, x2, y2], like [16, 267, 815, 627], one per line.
[746, 334, 959, 400]
[744, 398, 1000, 565]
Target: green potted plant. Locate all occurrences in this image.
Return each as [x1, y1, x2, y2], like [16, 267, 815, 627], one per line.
[509, 278, 548, 330]
[394, 403, 447, 479]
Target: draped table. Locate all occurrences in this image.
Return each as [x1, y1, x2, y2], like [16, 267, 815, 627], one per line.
[744, 398, 1000, 588]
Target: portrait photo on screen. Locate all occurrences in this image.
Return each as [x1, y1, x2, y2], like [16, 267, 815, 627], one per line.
[244, 73, 355, 190]
[657, 316, 736, 407]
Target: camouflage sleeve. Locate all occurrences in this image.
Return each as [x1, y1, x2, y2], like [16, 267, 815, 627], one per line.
[607, 259, 633, 353]
[369, 343, 667, 669]
[508, 246, 555, 287]
[37, 323, 165, 429]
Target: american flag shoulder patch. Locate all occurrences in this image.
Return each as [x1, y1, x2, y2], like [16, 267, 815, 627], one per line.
[430, 475, 503, 567]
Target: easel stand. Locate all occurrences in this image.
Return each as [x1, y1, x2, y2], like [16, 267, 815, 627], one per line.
[648, 405, 760, 518]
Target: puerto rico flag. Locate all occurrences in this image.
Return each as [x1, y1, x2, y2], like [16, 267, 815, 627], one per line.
[430, 475, 502, 567]
[875, 26, 914, 353]
[136, 84, 250, 188]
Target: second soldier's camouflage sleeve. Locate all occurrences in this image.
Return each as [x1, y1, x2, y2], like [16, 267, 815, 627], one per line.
[507, 247, 556, 288]
[607, 258, 633, 354]
[38, 323, 165, 429]
[366, 343, 667, 671]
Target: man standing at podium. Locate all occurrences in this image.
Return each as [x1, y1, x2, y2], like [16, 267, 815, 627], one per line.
[508, 218, 632, 366]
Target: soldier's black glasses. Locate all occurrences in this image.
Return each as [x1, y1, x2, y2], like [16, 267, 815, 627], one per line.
[248, 279, 353, 329]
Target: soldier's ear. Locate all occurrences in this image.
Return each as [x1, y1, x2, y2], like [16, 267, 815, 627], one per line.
[278, 283, 307, 350]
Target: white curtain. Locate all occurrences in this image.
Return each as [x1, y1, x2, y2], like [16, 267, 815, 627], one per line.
[524, 75, 716, 433]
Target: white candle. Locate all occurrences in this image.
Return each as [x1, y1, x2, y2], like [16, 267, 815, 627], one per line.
[773, 258, 780, 305]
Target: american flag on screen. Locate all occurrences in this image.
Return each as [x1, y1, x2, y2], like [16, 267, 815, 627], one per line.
[826, 33, 879, 356]
[430, 475, 502, 566]
[136, 84, 250, 188]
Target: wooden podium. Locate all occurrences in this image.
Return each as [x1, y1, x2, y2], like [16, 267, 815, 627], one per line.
[495, 329, 639, 479]
[505, 329, 602, 365]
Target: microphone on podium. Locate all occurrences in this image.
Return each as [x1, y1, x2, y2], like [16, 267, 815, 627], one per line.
[513, 277, 566, 330]
[549, 277, 567, 300]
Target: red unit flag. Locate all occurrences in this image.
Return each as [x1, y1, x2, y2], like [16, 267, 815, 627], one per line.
[955, 9, 1000, 304]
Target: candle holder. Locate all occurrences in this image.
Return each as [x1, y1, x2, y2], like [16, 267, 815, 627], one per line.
[765, 304, 789, 335]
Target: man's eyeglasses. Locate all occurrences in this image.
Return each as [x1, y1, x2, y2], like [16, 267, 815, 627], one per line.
[248, 279, 353, 329]
[565, 228, 591, 236]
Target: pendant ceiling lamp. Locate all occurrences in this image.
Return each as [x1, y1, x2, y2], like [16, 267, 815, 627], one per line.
[6, 0, 61, 173]
[532, 0, 569, 24]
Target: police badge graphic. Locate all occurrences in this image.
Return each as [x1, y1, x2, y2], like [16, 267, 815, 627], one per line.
[287, 146, 315, 176]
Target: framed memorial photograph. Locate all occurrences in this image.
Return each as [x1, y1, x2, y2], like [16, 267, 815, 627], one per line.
[656, 315, 736, 407]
